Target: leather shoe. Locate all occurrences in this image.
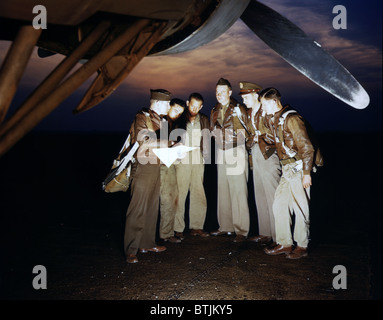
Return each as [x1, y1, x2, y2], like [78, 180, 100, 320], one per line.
[175, 232, 184, 240]
[248, 235, 272, 245]
[126, 254, 138, 264]
[286, 246, 308, 260]
[210, 230, 233, 236]
[233, 235, 246, 243]
[163, 236, 181, 243]
[266, 242, 278, 250]
[190, 229, 210, 237]
[139, 246, 167, 253]
[264, 244, 292, 255]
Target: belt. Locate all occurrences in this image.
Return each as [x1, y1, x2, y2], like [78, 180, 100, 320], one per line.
[280, 156, 300, 165]
[219, 141, 244, 150]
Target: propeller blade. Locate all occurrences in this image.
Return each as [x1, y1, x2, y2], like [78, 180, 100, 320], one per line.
[240, 0, 369, 109]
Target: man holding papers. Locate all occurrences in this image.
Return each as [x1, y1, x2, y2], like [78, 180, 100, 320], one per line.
[158, 98, 186, 244]
[124, 89, 172, 264]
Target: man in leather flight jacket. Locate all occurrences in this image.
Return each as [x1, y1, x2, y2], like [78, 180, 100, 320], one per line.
[209, 78, 251, 242]
[124, 89, 171, 263]
[239, 81, 281, 247]
[259, 87, 316, 260]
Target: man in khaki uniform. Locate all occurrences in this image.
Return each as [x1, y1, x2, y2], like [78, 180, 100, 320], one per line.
[210, 78, 251, 242]
[159, 98, 186, 244]
[174, 93, 210, 239]
[124, 89, 172, 263]
[239, 81, 281, 246]
[259, 87, 318, 259]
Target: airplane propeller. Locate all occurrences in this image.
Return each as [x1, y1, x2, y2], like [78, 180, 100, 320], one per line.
[240, 0, 369, 109]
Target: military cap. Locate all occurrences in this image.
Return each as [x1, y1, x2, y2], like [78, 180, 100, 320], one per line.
[150, 89, 172, 101]
[216, 77, 232, 89]
[238, 81, 262, 95]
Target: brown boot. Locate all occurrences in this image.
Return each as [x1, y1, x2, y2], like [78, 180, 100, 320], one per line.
[139, 246, 167, 253]
[286, 246, 308, 260]
[266, 242, 278, 249]
[264, 244, 292, 255]
[126, 254, 138, 263]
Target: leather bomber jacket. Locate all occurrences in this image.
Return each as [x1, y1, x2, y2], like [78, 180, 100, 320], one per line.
[272, 106, 315, 174]
[210, 98, 249, 150]
[130, 108, 165, 164]
[130, 108, 161, 144]
[247, 108, 276, 159]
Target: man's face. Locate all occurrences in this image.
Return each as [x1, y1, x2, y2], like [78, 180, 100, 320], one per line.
[241, 92, 259, 109]
[260, 97, 276, 115]
[216, 85, 231, 105]
[152, 100, 170, 115]
[168, 104, 184, 120]
[187, 98, 203, 117]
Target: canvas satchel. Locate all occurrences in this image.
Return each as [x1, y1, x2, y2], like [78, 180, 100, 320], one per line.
[102, 111, 153, 192]
[102, 133, 139, 193]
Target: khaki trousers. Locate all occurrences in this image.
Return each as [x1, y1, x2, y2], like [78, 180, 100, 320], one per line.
[216, 145, 250, 237]
[251, 144, 281, 240]
[159, 164, 178, 239]
[124, 163, 160, 256]
[174, 151, 207, 232]
[273, 162, 310, 247]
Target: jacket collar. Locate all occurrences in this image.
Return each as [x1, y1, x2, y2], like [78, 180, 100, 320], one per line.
[273, 104, 291, 124]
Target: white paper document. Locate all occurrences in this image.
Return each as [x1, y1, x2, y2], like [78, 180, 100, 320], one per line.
[152, 146, 199, 168]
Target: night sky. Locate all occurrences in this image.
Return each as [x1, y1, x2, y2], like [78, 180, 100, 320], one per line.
[0, 0, 382, 134]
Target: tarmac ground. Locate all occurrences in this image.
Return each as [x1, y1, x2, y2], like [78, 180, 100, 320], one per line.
[0, 133, 381, 306]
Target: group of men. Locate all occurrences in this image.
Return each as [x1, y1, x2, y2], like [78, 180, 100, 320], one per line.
[122, 77, 322, 264]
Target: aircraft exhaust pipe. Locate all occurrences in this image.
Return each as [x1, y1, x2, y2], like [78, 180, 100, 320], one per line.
[0, 25, 42, 124]
[73, 21, 167, 114]
[0, 19, 150, 157]
[0, 20, 111, 137]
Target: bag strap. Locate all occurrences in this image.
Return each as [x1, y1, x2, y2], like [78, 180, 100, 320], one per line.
[233, 104, 250, 136]
[118, 110, 153, 158]
[142, 111, 154, 131]
[275, 110, 298, 158]
[118, 134, 131, 155]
